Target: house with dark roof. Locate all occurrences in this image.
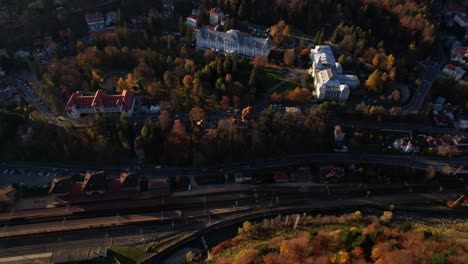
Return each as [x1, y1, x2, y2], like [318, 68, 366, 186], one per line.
[148, 178, 170, 195]
[82, 171, 107, 195]
[48, 176, 73, 196]
[65, 89, 135, 118]
[120, 172, 140, 191]
[0, 187, 16, 212]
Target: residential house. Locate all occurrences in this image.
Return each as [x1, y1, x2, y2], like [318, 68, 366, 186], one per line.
[196, 28, 272, 57]
[241, 106, 254, 123]
[451, 46, 468, 66]
[186, 16, 198, 27]
[120, 172, 141, 192]
[456, 118, 468, 130]
[308, 46, 360, 102]
[0, 49, 8, 58]
[285, 106, 301, 114]
[319, 167, 344, 183]
[455, 12, 468, 28]
[209, 8, 223, 26]
[0, 187, 16, 212]
[15, 50, 31, 60]
[273, 172, 289, 182]
[162, 0, 174, 18]
[234, 172, 252, 183]
[65, 89, 135, 118]
[85, 12, 105, 32]
[82, 171, 107, 195]
[148, 178, 170, 195]
[334, 125, 345, 144]
[49, 177, 73, 196]
[105, 11, 117, 26]
[442, 64, 466, 79]
[452, 135, 468, 146]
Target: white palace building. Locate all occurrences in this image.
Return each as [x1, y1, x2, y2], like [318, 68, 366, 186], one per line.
[196, 28, 272, 58]
[308, 45, 360, 102]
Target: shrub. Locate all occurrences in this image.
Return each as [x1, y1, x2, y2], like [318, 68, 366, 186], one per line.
[258, 243, 270, 256]
[423, 231, 433, 239]
[379, 211, 393, 223]
[186, 250, 194, 263]
[399, 222, 413, 232]
[428, 253, 448, 264]
[211, 240, 234, 255]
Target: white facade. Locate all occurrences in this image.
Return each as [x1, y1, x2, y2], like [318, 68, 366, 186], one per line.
[85, 12, 105, 32]
[308, 46, 359, 102]
[442, 64, 466, 80]
[186, 16, 197, 27]
[65, 90, 135, 119]
[105, 12, 117, 26]
[196, 28, 272, 58]
[455, 13, 468, 27]
[209, 8, 223, 25]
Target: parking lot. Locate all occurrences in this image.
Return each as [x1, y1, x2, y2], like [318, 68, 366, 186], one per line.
[0, 167, 71, 187]
[11, 79, 52, 116]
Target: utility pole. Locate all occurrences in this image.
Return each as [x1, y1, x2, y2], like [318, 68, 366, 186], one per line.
[8, 207, 15, 221]
[161, 195, 164, 221]
[204, 192, 207, 216]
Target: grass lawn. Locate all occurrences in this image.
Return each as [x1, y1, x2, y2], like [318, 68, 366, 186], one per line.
[110, 242, 157, 264]
[262, 68, 301, 93]
[263, 68, 286, 88]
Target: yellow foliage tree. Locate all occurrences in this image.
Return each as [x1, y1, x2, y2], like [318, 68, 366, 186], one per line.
[380, 211, 393, 223]
[331, 250, 350, 264]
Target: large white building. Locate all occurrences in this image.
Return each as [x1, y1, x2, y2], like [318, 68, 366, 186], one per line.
[308, 46, 359, 102]
[65, 89, 135, 118]
[85, 12, 105, 32]
[196, 28, 272, 58]
[209, 8, 223, 25]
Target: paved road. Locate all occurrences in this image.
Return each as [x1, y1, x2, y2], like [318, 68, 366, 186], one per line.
[402, 62, 442, 114]
[1, 152, 467, 187]
[338, 120, 468, 136]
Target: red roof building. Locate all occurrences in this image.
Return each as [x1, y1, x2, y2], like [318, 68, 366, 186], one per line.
[274, 171, 289, 182]
[65, 89, 135, 118]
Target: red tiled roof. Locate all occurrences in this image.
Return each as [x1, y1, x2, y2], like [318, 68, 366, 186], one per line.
[454, 46, 468, 57]
[274, 172, 289, 182]
[89, 30, 114, 39]
[0, 187, 15, 203]
[0, 92, 12, 102]
[456, 13, 468, 24]
[85, 12, 104, 22]
[106, 179, 121, 193]
[149, 179, 169, 189]
[451, 4, 466, 13]
[447, 64, 459, 71]
[65, 89, 134, 113]
[71, 182, 84, 195]
[210, 8, 222, 14]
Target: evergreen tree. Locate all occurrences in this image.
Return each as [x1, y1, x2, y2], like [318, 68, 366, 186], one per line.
[224, 56, 231, 73]
[217, 57, 224, 76]
[249, 68, 257, 88]
[232, 54, 238, 73]
[330, 28, 338, 43]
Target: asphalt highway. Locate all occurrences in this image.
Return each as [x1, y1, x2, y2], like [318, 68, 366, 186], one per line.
[1, 152, 467, 187]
